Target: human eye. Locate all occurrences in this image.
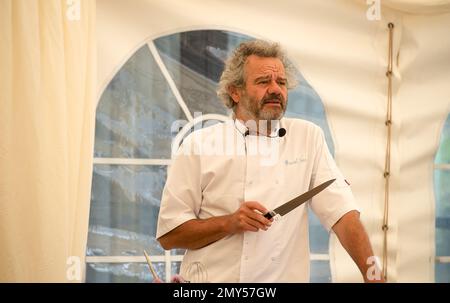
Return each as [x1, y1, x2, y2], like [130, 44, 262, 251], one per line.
[257, 79, 269, 85]
[277, 79, 287, 86]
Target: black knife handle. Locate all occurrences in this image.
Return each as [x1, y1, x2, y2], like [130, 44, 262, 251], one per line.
[264, 211, 276, 220]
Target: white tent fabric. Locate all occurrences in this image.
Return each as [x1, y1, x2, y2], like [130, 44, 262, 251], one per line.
[383, 0, 450, 14]
[97, 0, 450, 282]
[0, 0, 96, 282]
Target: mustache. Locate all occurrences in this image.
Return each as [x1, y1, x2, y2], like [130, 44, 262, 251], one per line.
[262, 94, 285, 104]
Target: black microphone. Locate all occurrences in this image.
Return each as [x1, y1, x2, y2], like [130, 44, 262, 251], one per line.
[244, 128, 286, 137]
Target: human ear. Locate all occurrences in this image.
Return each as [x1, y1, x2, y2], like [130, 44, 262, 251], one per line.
[228, 85, 241, 104]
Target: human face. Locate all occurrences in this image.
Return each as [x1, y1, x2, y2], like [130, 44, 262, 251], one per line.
[233, 55, 288, 122]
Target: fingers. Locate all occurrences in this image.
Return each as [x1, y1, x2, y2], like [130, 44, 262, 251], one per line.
[231, 201, 272, 233]
[240, 221, 258, 232]
[241, 201, 273, 226]
[240, 215, 268, 232]
[243, 201, 269, 215]
[243, 211, 271, 230]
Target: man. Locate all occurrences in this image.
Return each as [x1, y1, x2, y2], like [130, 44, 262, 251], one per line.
[156, 40, 382, 282]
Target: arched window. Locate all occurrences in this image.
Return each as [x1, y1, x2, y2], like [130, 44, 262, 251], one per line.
[434, 115, 450, 282]
[86, 30, 335, 282]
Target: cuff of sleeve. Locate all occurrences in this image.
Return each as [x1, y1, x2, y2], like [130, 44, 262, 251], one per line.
[323, 205, 361, 232]
[156, 214, 197, 239]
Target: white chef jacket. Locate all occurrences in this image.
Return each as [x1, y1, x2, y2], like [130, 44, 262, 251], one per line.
[156, 117, 359, 282]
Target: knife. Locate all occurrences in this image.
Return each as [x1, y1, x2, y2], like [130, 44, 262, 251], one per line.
[263, 179, 336, 219]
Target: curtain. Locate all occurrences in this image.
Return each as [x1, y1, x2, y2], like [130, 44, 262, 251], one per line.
[0, 0, 96, 282]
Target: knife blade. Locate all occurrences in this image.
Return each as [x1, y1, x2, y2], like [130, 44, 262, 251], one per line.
[264, 179, 336, 219]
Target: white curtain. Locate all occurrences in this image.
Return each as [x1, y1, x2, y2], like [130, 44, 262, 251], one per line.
[0, 0, 96, 282]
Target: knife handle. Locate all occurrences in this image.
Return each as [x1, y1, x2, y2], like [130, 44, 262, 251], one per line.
[264, 211, 276, 220]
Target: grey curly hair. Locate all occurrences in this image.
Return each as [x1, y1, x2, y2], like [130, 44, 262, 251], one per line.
[217, 40, 297, 111]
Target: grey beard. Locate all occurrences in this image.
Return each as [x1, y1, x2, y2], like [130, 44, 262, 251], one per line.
[258, 108, 285, 121]
[239, 94, 288, 122]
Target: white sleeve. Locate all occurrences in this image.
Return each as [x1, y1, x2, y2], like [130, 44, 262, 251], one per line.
[156, 135, 202, 239]
[309, 127, 360, 231]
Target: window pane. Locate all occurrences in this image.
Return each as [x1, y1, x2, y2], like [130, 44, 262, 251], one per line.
[86, 262, 165, 283]
[435, 116, 450, 164]
[171, 261, 182, 277]
[87, 165, 167, 257]
[171, 249, 186, 256]
[434, 115, 450, 283]
[154, 30, 250, 116]
[176, 119, 224, 148]
[308, 209, 329, 254]
[94, 45, 186, 159]
[434, 169, 450, 257]
[310, 260, 331, 283]
[436, 262, 450, 283]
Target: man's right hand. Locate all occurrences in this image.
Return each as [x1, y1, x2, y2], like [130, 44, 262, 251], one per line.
[226, 201, 273, 234]
[158, 201, 273, 250]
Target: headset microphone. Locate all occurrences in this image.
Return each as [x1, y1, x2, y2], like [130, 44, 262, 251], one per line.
[243, 128, 286, 138]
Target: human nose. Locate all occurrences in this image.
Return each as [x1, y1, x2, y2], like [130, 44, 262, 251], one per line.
[267, 79, 282, 95]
